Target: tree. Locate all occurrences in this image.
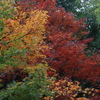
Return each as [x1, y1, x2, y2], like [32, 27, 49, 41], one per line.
[79, 0, 100, 52]
[0, 0, 100, 99]
[0, 0, 22, 70]
[15, 0, 100, 82]
[94, 0, 100, 23]
[57, 0, 81, 13]
[57, 0, 100, 52]
[0, 0, 49, 88]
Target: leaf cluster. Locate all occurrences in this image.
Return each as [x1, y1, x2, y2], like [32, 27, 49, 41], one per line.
[0, 67, 55, 100]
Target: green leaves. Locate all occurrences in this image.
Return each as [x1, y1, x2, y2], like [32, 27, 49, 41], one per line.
[94, 0, 100, 22]
[0, 47, 27, 69]
[0, 19, 4, 33]
[0, 0, 15, 19]
[0, 67, 55, 100]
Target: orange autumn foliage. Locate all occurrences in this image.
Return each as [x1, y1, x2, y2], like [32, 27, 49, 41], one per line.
[2, 9, 48, 68]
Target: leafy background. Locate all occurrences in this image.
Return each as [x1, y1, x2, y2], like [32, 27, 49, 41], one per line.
[0, 0, 100, 100]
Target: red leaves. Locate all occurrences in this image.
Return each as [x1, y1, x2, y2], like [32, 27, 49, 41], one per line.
[16, 0, 100, 82]
[35, 0, 98, 82]
[37, 0, 57, 11]
[90, 95, 100, 100]
[47, 71, 56, 77]
[80, 37, 94, 44]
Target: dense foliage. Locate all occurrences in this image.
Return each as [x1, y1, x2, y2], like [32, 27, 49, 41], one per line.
[0, 0, 100, 100]
[57, 0, 100, 52]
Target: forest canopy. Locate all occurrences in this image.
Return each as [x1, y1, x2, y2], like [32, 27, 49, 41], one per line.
[0, 0, 100, 100]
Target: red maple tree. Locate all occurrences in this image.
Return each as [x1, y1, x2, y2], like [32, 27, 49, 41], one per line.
[16, 0, 100, 82]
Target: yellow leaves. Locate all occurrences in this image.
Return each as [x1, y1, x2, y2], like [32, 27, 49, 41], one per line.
[1, 0, 15, 5]
[10, 20, 19, 28]
[0, 79, 3, 82]
[3, 9, 48, 48]
[49, 79, 84, 99]
[24, 10, 48, 33]
[0, 9, 49, 70]
[43, 96, 54, 100]
[4, 19, 19, 37]
[20, 10, 48, 47]
[76, 97, 89, 100]
[47, 67, 56, 72]
[66, 81, 82, 92]
[48, 78, 97, 100]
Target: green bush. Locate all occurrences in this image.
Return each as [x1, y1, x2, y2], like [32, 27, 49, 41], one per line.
[0, 67, 55, 100]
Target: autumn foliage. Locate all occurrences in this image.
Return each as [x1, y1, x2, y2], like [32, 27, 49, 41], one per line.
[0, 0, 100, 100]
[15, 0, 100, 82]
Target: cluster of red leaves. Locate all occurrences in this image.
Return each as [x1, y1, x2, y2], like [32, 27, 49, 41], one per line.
[15, 0, 100, 83]
[0, 67, 28, 90]
[90, 96, 100, 100]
